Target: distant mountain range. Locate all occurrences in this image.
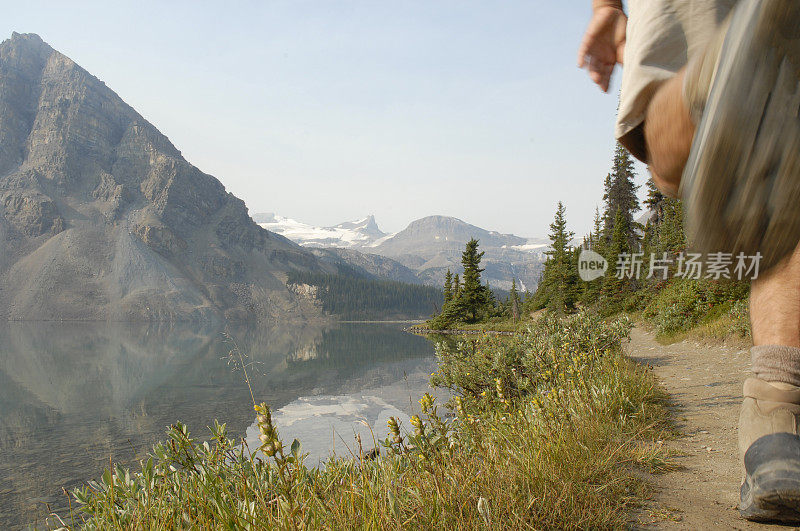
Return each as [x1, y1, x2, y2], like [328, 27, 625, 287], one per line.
[255, 213, 548, 291]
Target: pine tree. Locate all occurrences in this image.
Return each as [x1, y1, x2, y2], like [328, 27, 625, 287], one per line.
[508, 278, 521, 321]
[603, 207, 633, 299]
[644, 179, 664, 222]
[453, 274, 460, 298]
[579, 208, 606, 305]
[601, 173, 612, 241]
[443, 269, 453, 302]
[603, 143, 640, 247]
[533, 202, 578, 313]
[653, 197, 686, 256]
[592, 206, 603, 252]
[459, 239, 490, 322]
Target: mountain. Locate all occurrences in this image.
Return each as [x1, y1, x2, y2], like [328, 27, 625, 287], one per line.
[0, 33, 329, 321]
[370, 215, 542, 256]
[370, 216, 547, 291]
[332, 215, 385, 240]
[261, 213, 547, 292]
[255, 213, 387, 248]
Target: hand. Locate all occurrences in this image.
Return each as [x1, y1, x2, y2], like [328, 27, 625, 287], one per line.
[577, 6, 627, 92]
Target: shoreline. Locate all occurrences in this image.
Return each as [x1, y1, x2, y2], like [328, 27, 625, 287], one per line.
[338, 319, 426, 324]
[406, 327, 516, 336]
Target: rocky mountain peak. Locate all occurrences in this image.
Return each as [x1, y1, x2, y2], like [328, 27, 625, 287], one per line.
[5, 32, 51, 57]
[0, 33, 324, 321]
[333, 214, 385, 239]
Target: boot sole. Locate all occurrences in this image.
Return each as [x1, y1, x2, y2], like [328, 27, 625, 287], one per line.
[740, 432, 800, 523]
[682, 0, 800, 272]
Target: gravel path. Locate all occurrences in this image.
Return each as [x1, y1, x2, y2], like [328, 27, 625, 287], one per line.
[627, 327, 796, 530]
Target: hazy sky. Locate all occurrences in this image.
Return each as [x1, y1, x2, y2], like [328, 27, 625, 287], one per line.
[2, 1, 649, 237]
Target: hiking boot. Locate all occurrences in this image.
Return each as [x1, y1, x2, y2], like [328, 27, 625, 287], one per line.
[680, 0, 800, 272]
[739, 377, 800, 522]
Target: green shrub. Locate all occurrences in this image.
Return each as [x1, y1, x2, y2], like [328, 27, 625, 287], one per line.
[689, 297, 751, 341]
[431, 312, 633, 404]
[728, 298, 752, 338]
[642, 278, 748, 337]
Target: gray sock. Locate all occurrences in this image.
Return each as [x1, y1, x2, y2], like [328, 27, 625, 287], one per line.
[751, 345, 800, 387]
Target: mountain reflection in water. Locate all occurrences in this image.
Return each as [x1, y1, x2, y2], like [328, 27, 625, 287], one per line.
[0, 321, 437, 529]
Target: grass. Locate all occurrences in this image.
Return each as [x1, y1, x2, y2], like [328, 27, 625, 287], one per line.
[687, 299, 751, 341]
[646, 299, 751, 346]
[642, 279, 749, 339]
[600, 277, 752, 344]
[637, 279, 750, 344]
[49, 312, 671, 530]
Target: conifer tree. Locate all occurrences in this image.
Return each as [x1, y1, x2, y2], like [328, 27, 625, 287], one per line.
[592, 206, 603, 252]
[508, 278, 521, 320]
[603, 143, 640, 247]
[532, 202, 578, 313]
[601, 173, 613, 233]
[453, 274, 460, 298]
[443, 269, 453, 302]
[644, 179, 665, 222]
[459, 238, 490, 321]
[603, 207, 633, 299]
[655, 198, 686, 255]
[580, 208, 606, 305]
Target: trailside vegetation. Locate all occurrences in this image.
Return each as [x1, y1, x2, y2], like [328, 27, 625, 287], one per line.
[286, 270, 441, 320]
[528, 142, 750, 339]
[58, 313, 670, 530]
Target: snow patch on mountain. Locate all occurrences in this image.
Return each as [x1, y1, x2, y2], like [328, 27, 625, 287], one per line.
[255, 214, 386, 248]
[367, 232, 397, 248]
[503, 242, 549, 252]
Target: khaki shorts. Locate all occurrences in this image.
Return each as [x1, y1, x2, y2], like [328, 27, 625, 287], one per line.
[617, 0, 738, 162]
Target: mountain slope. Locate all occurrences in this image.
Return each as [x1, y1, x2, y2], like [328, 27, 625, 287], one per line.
[0, 33, 326, 321]
[308, 248, 422, 285]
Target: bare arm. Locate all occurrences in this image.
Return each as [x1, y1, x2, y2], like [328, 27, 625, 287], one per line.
[578, 0, 627, 92]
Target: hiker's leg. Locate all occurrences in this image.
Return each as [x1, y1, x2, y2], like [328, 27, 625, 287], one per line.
[620, 0, 800, 522]
[618, 1, 737, 195]
[740, 243, 800, 523]
[751, 245, 800, 349]
[615, 0, 685, 163]
[641, 74, 800, 347]
[643, 69, 693, 198]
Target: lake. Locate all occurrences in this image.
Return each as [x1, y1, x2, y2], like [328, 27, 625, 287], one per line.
[0, 321, 442, 529]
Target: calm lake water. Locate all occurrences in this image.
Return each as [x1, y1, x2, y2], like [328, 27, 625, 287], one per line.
[0, 321, 441, 529]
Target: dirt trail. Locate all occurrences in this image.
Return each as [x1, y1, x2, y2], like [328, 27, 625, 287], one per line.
[627, 327, 797, 530]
